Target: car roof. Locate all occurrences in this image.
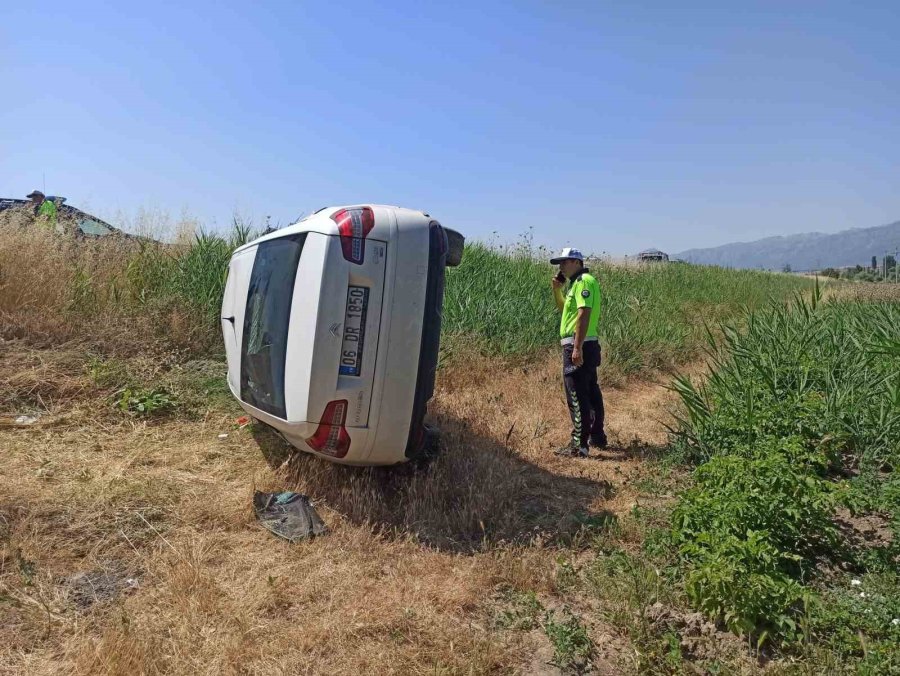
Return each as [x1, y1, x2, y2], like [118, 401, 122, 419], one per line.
[0, 197, 123, 237]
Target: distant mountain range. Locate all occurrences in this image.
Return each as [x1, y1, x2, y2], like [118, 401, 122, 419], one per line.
[675, 220, 900, 271]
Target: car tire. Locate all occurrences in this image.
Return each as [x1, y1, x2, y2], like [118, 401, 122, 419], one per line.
[444, 228, 465, 267]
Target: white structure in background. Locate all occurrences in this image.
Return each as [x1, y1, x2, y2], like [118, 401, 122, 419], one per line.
[637, 247, 670, 262]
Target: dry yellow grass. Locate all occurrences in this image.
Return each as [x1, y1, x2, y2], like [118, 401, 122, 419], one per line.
[0, 216, 210, 355]
[0, 215, 790, 673]
[828, 280, 900, 302]
[0, 213, 131, 345]
[0, 340, 686, 675]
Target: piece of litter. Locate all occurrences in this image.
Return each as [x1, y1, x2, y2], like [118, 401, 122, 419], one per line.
[254, 491, 327, 542]
[859, 592, 867, 598]
[851, 579, 862, 586]
[11, 414, 40, 426]
[236, 415, 251, 428]
[218, 433, 229, 440]
[892, 618, 899, 626]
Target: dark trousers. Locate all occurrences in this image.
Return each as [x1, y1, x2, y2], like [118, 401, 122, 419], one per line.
[562, 340, 605, 448]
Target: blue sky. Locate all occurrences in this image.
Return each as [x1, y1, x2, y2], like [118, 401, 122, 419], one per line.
[2, 1, 898, 255]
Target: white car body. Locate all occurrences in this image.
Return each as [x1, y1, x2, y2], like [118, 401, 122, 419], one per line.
[221, 205, 458, 465]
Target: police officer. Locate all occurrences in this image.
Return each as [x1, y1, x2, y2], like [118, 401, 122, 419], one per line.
[550, 248, 607, 457]
[27, 190, 57, 227]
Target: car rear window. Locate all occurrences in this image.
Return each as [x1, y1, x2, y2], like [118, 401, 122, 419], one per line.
[240, 234, 307, 418]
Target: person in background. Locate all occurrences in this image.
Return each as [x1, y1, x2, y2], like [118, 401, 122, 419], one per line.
[550, 247, 608, 457]
[27, 190, 57, 227]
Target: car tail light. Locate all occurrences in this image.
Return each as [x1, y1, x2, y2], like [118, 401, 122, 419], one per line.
[305, 400, 351, 457]
[331, 207, 375, 264]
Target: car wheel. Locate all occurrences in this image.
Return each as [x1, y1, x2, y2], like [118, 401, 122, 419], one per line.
[444, 228, 464, 267]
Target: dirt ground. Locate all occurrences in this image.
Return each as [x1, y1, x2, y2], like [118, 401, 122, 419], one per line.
[0, 343, 690, 675]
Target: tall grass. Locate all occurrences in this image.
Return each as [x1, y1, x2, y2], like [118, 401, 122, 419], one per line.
[124, 223, 253, 329]
[444, 242, 814, 375]
[1, 215, 814, 376]
[0, 214, 253, 352]
[669, 289, 900, 653]
[672, 289, 900, 475]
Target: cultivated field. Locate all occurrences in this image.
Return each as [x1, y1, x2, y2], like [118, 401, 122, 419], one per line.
[1, 218, 897, 674]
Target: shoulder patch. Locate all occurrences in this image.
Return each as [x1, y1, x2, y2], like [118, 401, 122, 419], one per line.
[581, 289, 591, 298]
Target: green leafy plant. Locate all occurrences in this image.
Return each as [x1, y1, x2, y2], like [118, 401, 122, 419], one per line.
[496, 590, 544, 631]
[555, 556, 581, 593]
[542, 606, 594, 671]
[673, 453, 837, 565]
[87, 356, 131, 388]
[669, 294, 900, 646]
[115, 387, 177, 416]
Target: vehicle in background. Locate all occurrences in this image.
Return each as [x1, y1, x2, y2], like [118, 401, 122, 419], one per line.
[0, 197, 123, 238]
[221, 205, 464, 466]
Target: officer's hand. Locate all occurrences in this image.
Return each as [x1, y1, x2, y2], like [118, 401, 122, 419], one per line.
[551, 276, 563, 290]
[572, 346, 583, 367]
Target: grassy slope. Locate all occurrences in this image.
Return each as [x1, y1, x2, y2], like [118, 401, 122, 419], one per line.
[5, 221, 893, 673]
[1, 344, 690, 674]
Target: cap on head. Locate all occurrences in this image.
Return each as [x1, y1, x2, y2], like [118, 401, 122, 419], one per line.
[549, 247, 584, 265]
[26, 190, 45, 199]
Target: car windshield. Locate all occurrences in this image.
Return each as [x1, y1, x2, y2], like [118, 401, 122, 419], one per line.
[240, 234, 307, 418]
[78, 218, 115, 236]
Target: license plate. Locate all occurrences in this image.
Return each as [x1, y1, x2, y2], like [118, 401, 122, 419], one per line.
[339, 286, 368, 376]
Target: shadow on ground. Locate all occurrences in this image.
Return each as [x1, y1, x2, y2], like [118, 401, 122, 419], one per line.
[592, 440, 669, 463]
[253, 413, 616, 553]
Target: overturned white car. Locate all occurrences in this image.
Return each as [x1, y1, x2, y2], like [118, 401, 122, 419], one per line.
[221, 205, 463, 465]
